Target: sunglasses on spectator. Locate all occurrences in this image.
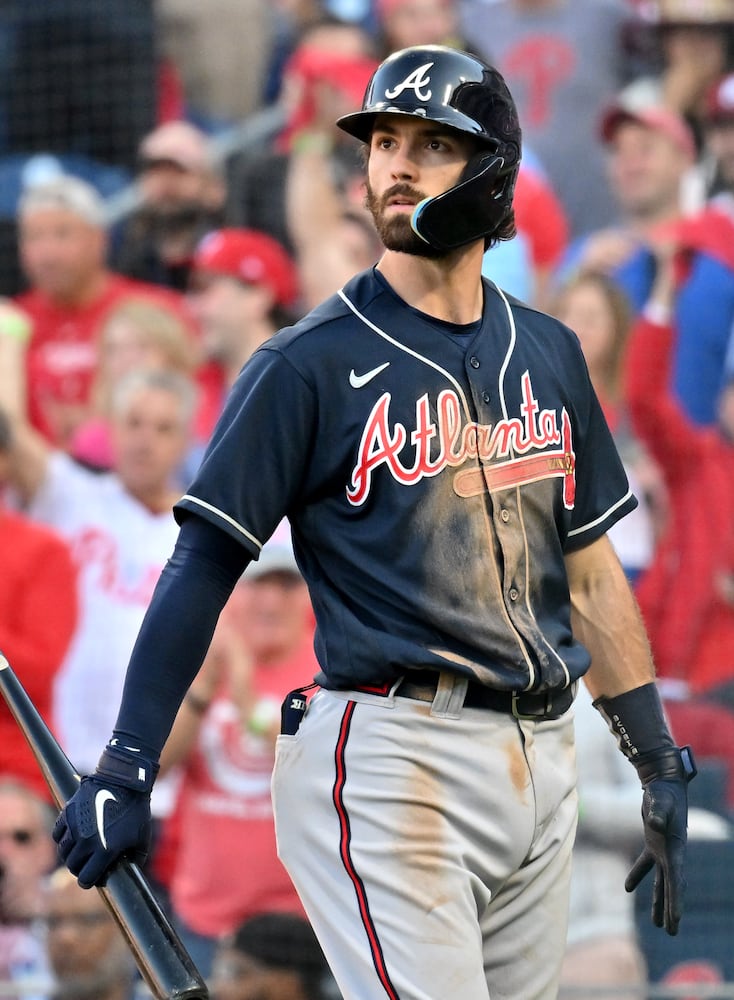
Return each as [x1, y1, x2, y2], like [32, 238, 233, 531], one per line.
[0, 828, 39, 846]
[43, 912, 110, 932]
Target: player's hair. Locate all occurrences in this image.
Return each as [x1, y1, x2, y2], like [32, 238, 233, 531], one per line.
[109, 367, 198, 427]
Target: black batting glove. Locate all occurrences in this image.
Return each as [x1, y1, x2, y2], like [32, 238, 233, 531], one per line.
[593, 683, 697, 936]
[53, 742, 158, 889]
[625, 745, 697, 936]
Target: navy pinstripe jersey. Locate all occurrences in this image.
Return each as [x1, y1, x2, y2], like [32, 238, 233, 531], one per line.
[175, 267, 637, 693]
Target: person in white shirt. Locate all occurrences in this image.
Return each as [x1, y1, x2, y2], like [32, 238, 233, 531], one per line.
[0, 360, 196, 798]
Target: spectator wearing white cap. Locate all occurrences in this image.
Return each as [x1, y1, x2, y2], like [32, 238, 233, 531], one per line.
[187, 227, 300, 447]
[13, 174, 188, 450]
[112, 121, 227, 293]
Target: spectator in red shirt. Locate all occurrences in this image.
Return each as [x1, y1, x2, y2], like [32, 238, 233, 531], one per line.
[14, 174, 189, 450]
[625, 232, 734, 700]
[0, 362, 77, 798]
[157, 527, 317, 978]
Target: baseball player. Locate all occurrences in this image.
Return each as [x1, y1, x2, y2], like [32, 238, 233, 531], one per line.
[54, 46, 695, 1000]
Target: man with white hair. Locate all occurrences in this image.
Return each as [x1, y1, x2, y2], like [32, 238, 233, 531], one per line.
[113, 120, 227, 292]
[0, 359, 198, 890]
[14, 174, 187, 450]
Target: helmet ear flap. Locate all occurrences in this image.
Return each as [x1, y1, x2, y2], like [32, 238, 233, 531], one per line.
[410, 152, 517, 251]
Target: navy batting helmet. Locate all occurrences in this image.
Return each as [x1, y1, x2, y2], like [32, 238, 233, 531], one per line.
[336, 45, 522, 251]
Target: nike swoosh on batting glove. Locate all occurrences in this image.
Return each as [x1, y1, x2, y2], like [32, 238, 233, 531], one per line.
[53, 743, 158, 889]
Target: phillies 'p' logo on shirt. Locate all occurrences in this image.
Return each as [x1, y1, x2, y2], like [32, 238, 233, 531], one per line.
[384, 63, 434, 102]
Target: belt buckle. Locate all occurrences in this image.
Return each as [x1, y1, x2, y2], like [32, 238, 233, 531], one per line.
[511, 690, 551, 721]
[511, 682, 576, 721]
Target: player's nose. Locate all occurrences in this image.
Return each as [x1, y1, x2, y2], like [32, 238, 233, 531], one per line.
[389, 145, 419, 181]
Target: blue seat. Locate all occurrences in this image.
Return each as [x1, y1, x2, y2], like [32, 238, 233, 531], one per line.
[634, 838, 734, 984]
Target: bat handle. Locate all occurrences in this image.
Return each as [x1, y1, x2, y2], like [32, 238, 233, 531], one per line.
[0, 654, 209, 1000]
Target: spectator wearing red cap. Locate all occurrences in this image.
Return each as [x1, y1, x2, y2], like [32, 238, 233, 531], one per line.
[188, 228, 300, 445]
[558, 95, 734, 429]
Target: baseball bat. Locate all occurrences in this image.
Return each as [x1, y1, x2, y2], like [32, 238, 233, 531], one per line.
[0, 652, 208, 1000]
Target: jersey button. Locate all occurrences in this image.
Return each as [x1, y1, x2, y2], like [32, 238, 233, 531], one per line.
[482, 391, 490, 403]
[509, 587, 519, 601]
[500, 508, 510, 522]
[469, 356, 480, 369]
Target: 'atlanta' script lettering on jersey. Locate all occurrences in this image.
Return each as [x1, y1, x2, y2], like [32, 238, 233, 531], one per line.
[347, 371, 576, 507]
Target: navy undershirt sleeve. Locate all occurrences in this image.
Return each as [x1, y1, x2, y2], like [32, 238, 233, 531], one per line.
[111, 514, 251, 762]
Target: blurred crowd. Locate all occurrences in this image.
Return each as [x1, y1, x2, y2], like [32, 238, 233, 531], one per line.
[2, 0, 734, 997]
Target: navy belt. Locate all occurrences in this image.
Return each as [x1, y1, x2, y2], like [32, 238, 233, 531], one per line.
[398, 669, 576, 720]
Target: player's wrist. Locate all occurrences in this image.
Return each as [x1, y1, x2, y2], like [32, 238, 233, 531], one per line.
[592, 682, 675, 761]
[95, 742, 158, 793]
[633, 745, 697, 786]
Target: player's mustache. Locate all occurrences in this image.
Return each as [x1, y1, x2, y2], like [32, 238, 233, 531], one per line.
[380, 184, 427, 209]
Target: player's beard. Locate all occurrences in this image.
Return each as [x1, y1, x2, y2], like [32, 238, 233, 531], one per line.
[365, 181, 446, 259]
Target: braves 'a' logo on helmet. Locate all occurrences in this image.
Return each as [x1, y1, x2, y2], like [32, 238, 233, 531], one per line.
[384, 63, 434, 102]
